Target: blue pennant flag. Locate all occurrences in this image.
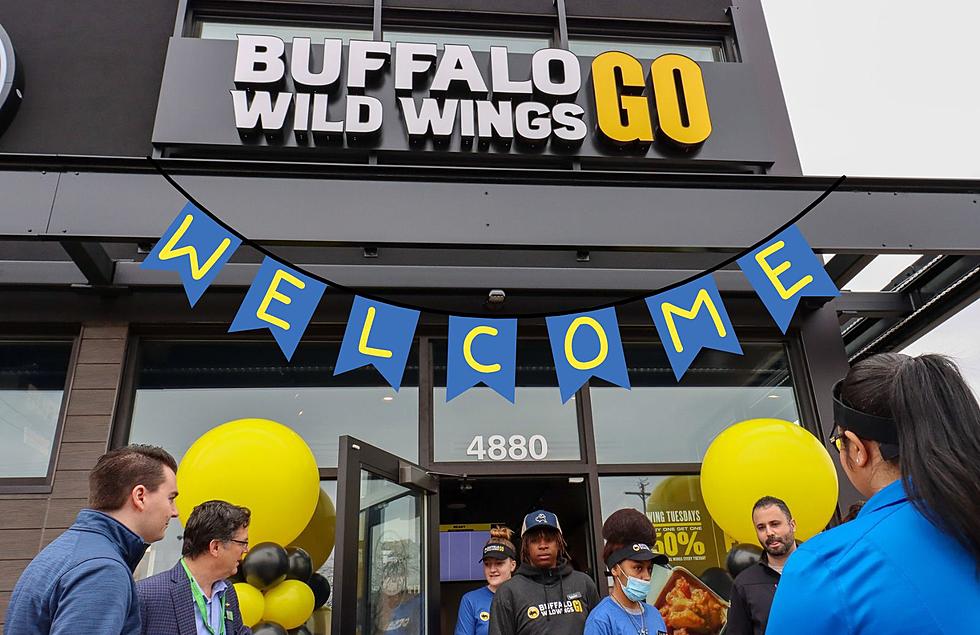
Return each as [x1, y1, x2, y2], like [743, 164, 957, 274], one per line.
[335, 296, 420, 390]
[646, 275, 742, 380]
[737, 225, 840, 333]
[446, 317, 517, 402]
[229, 257, 326, 360]
[546, 307, 630, 403]
[140, 203, 242, 306]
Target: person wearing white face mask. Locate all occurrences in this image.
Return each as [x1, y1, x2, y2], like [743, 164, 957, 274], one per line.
[585, 509, 669, 635]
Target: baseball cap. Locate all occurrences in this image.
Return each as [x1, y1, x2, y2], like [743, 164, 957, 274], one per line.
[605, 542, 669, 569]
[521, 510, 562, 536]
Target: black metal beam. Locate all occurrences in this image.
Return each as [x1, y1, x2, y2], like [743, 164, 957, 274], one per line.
[59, 241, 115, 286]
[830, 291, 914, 318]
[824, 254, 876, 287]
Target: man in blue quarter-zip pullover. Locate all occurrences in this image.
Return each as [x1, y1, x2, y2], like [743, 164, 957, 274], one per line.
[4, 445, 179, 635]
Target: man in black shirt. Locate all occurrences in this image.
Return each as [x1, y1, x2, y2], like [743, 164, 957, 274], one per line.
[726, 496, 797, 635]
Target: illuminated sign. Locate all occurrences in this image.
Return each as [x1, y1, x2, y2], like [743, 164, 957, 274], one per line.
[0, 24, 23, 136]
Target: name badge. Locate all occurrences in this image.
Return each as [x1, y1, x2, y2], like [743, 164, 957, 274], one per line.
[566, 591, 582, 600]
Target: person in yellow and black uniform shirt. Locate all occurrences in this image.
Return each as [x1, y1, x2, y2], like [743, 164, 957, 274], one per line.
[455, 527, 518, 635]
[488, 510, 600, 635]
[767, 353, 980, 634]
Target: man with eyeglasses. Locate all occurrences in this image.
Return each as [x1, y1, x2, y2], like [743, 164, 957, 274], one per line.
[137, 500, 252, 635]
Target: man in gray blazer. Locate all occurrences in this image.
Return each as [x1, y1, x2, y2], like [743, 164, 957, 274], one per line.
[137, 500, 252, 635]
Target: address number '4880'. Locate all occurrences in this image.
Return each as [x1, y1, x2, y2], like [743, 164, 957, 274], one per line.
[466, 434, 549, 461]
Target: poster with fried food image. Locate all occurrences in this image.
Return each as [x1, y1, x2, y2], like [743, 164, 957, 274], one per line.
[654, 567, 728, 635]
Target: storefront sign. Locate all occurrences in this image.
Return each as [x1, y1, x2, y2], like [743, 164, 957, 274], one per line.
[0, 24, 23, 136]
[152, 37, 774, 164]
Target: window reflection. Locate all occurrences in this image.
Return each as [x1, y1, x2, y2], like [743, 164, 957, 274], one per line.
[568, 38, 724, 62]
[432, 339, 580, 462]
[129, 340, 419, 465]
[197, 20, 372, 42]
[590, 343, 799, 463]
[384, 29, 551, 54]
[0, 340, 72, 478]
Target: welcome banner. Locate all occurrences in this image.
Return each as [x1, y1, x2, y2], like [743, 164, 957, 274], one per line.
[142, 173, 843, 400]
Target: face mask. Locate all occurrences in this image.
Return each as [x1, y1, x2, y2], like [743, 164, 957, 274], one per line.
[617, 571, 651, 603]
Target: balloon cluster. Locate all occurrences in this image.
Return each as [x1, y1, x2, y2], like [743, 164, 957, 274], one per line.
[176, 419, 337, 635]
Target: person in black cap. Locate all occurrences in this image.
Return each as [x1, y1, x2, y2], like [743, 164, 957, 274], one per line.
[488, 509, 600, 635]
[767, 353, 980, 633]
[585, 508, 669, 635]
[455, 526, 518, 635]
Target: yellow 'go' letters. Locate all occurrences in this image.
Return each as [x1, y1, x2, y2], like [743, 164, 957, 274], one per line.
[564, 316, 608, 371]
[256, 269, 306, 330]
[661, 289, 727, 353]
[358, 306, 393, 358]
[463, 326, 501, 373]
[755, 241, 814, 300]
[157, 214, 232, 280]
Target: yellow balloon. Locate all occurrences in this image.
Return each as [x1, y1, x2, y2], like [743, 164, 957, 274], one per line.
[233, 583, 265, 627]
[701, 418, 839, 544]
[262, 579, 315, 630]
[290, 488, 337, 570]
[309, 607, 332, 635]
[177, 418, 320, 546]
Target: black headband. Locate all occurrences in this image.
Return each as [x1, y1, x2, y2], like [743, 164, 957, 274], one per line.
[480, 543, 517, 562]
[832, 380, 900, 449]
[605, 543, 669, 569]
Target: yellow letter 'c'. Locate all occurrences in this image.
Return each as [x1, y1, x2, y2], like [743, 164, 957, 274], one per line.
[650, 54, 712, 147]
[256, 269, 306, 330]
[157, 214, 232, 281]
[358, 306, 393, 358]
[564, 316, 608, 371]
[463, 326, 501, 373]
[755, 241, 814, 300]
[660, 288, 727, 354]
[592, 51, 654, 144]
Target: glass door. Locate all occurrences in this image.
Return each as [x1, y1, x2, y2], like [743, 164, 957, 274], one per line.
[333, 436, 440, 635]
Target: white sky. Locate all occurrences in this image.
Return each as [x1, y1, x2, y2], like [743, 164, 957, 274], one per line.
[762, 0, 980, 394]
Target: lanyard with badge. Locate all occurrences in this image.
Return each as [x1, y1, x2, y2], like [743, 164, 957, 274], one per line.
[181, 559, 226, 635]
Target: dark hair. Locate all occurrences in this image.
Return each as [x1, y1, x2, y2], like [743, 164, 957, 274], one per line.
[487, 526, 517, 560]
[841, 352, 980, 565]
[521, 526, 569, 565]
[182, 500, 251, 558]
[601, 509, 655, 566]
[841, 501, 865, 523]
[89, 444, 178, 511]
[752, 496, 793, 521]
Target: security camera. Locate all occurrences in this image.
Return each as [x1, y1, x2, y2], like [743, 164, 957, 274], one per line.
[487, 289, 506, 305]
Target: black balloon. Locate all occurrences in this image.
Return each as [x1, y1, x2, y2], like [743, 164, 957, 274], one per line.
[252, 622, 288, 635]
[242, 542, 289, 590]
[308, 573, 331, 610]
[699, 566, 734, 601]
[286, 547, 314, 583]
[288, 627, 312, 635]
[726, 543, 764, 578]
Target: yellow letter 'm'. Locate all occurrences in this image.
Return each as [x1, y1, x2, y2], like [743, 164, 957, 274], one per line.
[463, 326, 501, 374]
[661, 288, 727, 353]
[157, 214, 233, 281]
[755, 241, 814, 300]
[592, 51, 654, 144]
[358, 306, 393, 358]
[650, 54, 712, 146]
[256, 269, 306, 330]
[564, 316, 608, 371]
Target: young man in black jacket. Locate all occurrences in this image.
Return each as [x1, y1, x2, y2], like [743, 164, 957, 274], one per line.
[488, 510, 600, 635]
[726, 496, 798, 635]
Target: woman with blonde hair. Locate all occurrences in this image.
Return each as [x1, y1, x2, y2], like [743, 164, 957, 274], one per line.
[455, 526, 518, 635]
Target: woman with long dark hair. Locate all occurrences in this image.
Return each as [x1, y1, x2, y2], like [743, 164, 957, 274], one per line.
[767, 353, 980, 633]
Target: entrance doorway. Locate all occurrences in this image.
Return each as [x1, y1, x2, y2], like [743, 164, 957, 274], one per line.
[437, 476, 595, 633]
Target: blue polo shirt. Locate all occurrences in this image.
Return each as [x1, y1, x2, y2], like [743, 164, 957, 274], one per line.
[766, 479, 980, 634]
[455, 586, 493, 635]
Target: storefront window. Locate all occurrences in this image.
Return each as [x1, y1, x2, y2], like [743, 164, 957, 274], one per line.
[590, 343, 799, 464]
[568, 38, 724, 62]
[196, 20, 372, 42]
[598, 475, 732, 577]
[129, 340, 419, 465]
[0, 340, 72, 478]
[432, 339, 580, 462]
[384, 29, 551, 54]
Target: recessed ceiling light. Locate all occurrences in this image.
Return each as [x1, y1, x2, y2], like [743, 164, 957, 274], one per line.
[383, 396, 394, 401]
